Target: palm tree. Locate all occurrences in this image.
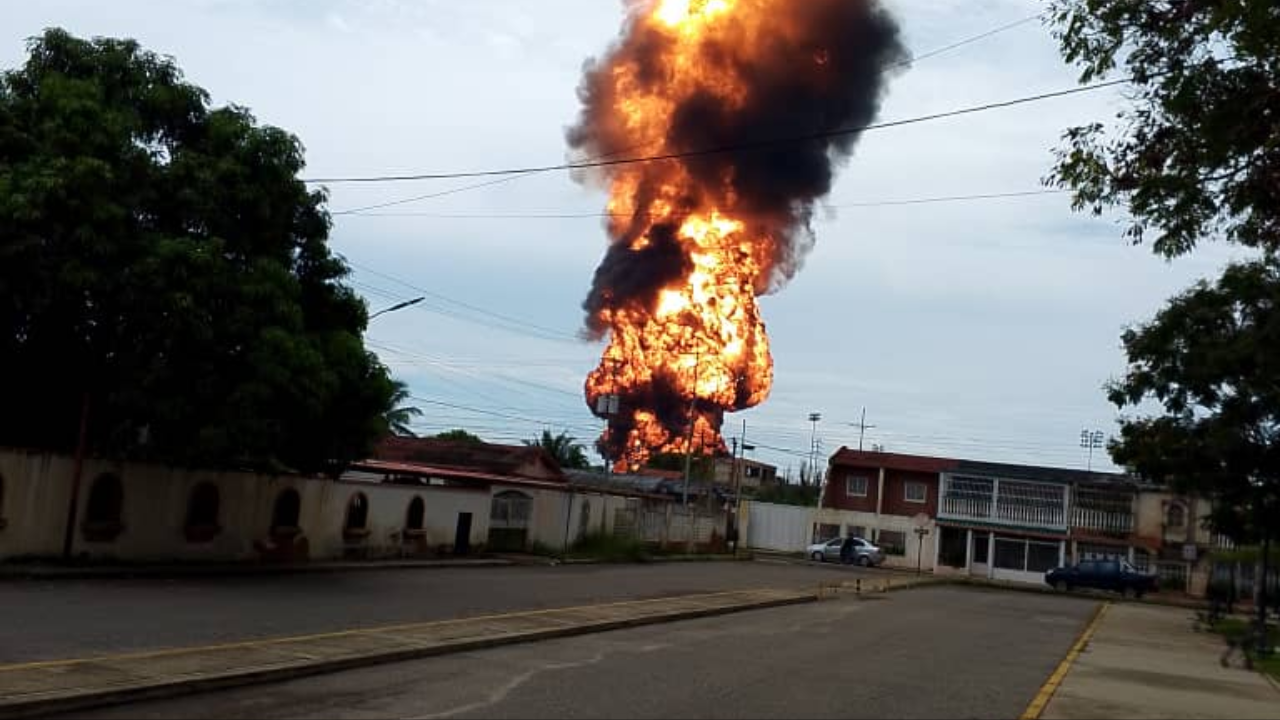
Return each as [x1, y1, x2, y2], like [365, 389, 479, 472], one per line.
[384, 380, 423, 437]
[526, 429, 590, 469]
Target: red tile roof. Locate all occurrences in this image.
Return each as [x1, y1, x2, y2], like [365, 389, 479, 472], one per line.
[374, 437, 566, 482]
[350, 459, 570, 491]
[830, 447, 960, 474]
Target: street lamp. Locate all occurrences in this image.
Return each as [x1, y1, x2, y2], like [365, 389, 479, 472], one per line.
[807, 412, 822, 487]
[368, 297, 425, 320]
[1080, 429, 1105, 471]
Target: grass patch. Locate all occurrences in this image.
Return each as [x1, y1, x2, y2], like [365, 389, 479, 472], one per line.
[1207, 617, 1280, 679]
[568, 533, 649, 563]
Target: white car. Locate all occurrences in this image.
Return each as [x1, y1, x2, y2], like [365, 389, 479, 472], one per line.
[806, 536, 884, 567]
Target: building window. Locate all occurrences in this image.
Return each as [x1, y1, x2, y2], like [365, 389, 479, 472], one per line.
[1027, 541, 1061, 572]
[0, 472, 6, 531]
[405, 497, 425, 532]
[345, 493, 370, 537]
[271, 488, 302, 535]
[994, 538, 1027, 570]
[846, 525, 866, 540]
[745, 466, 761, 478]
[904, 481, 927, 504]
[83, 473, 125, 541]
[815, 523, 841, 543]
[488, 490, 534, 552]
[878, 530, 907, 556]
[1166, 503, 1187, 529]
[846, 476, 869, 497]
[184, 483, 221, 543]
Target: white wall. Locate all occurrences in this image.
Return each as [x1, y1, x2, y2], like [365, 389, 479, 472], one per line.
[744, 501, 937, 570]
[0, 448, 495, 562]
[0, 448, 676, 563]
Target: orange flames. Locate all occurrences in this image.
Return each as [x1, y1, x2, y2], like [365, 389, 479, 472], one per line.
[572, 0, 903, 470]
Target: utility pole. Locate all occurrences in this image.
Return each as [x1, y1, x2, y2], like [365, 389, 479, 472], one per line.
[807, 412, 822, 488]
[727, 419, 750, 556]
[681, 349, 702, 507]
[847, 407, 876, 452]
[595, 358, 623, 474]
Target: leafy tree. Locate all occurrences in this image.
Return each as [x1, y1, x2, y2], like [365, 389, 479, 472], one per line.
[525, 429, 590, 469]
[0, 29, 395, 473]
[433, 429, 485, 444]
[1107, 259, 1280, 544]
[647, 452, 715, 482]
[1048, 2, 1280, 644]
[754, 483, 819, 508]
[384, 380, 423, 437]
[1047, 0, 1280, 257]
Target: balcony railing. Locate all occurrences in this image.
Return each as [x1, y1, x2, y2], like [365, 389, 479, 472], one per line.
[1070, 507, 1135, 535]
[942, 489, 1070, 530]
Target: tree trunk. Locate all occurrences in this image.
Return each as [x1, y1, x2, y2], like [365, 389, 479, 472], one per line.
[1257, 530, 1270, 658]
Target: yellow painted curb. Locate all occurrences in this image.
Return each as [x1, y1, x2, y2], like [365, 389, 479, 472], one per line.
[1019, 601, 1110, 720]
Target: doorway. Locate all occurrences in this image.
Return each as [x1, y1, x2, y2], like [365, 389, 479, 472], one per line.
[454, 512, 472, 555]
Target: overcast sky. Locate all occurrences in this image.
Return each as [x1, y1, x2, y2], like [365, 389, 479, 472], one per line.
[3, 0, 1245, 474]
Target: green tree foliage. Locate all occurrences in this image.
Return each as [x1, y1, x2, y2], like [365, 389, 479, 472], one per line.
[647, 452, 715, 482]
[433, 429, 485, 444]
[0, 29, 395, 473]
[1047, 0, 1280, 257]
[1107, 260, 1280, 542]
[753, 483, 818, 508]
[525, 429, 590, 469]
[385, 380, 423, 438]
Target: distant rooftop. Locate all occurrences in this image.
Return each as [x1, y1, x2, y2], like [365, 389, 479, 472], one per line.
[830, 447, 1140, 487]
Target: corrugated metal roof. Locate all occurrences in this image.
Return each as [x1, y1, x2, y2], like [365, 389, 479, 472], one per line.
[349, 459, 569, 490]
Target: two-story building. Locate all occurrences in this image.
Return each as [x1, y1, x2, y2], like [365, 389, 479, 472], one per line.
[813, 447, 1220, 593]
[814, 449, 951, 570]
[713, 457, 778, 496]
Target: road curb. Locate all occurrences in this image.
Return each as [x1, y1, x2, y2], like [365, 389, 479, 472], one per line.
[0, 590, 815, 719]
[0, 558, 518, 581]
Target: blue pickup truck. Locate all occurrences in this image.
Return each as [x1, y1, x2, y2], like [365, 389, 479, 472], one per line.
[1045, 559, 1159, 598]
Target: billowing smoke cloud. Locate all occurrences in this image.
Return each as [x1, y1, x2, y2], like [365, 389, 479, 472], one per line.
[570, 0, 906, 467]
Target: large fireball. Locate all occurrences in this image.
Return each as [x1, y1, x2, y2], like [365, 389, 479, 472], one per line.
[570, 0, 905, 470]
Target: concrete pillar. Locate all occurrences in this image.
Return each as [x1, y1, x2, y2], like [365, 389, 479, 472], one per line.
[965, 529, 973, 573]
[987, 533, 996, 579]
[875, 467, 886, 517]
[1059, 540, 1066, 568]
[932, 524, 942, 574]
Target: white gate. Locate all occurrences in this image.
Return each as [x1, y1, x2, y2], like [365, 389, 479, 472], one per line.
[746, 502, 813, 553]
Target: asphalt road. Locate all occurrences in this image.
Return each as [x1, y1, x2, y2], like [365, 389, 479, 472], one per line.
[0, 560, 875, 663]
[62, 586, 1098, 720]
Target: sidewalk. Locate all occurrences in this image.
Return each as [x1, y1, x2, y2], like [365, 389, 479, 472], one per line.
[1040, 602, 1280, 719]
[0, 587, 815, 719]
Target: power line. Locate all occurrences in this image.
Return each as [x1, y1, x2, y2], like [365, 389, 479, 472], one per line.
[306, 79, 1127, 185]
[319, 12, 1050, 216]
[892, 13, 1043, 69]
[343, 189, 1068, 219]
[348, 261, 584, 344]
[332, 174, 535, 216]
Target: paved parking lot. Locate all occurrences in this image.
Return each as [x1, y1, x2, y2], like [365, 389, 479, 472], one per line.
[62, 586, 1098, 720]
